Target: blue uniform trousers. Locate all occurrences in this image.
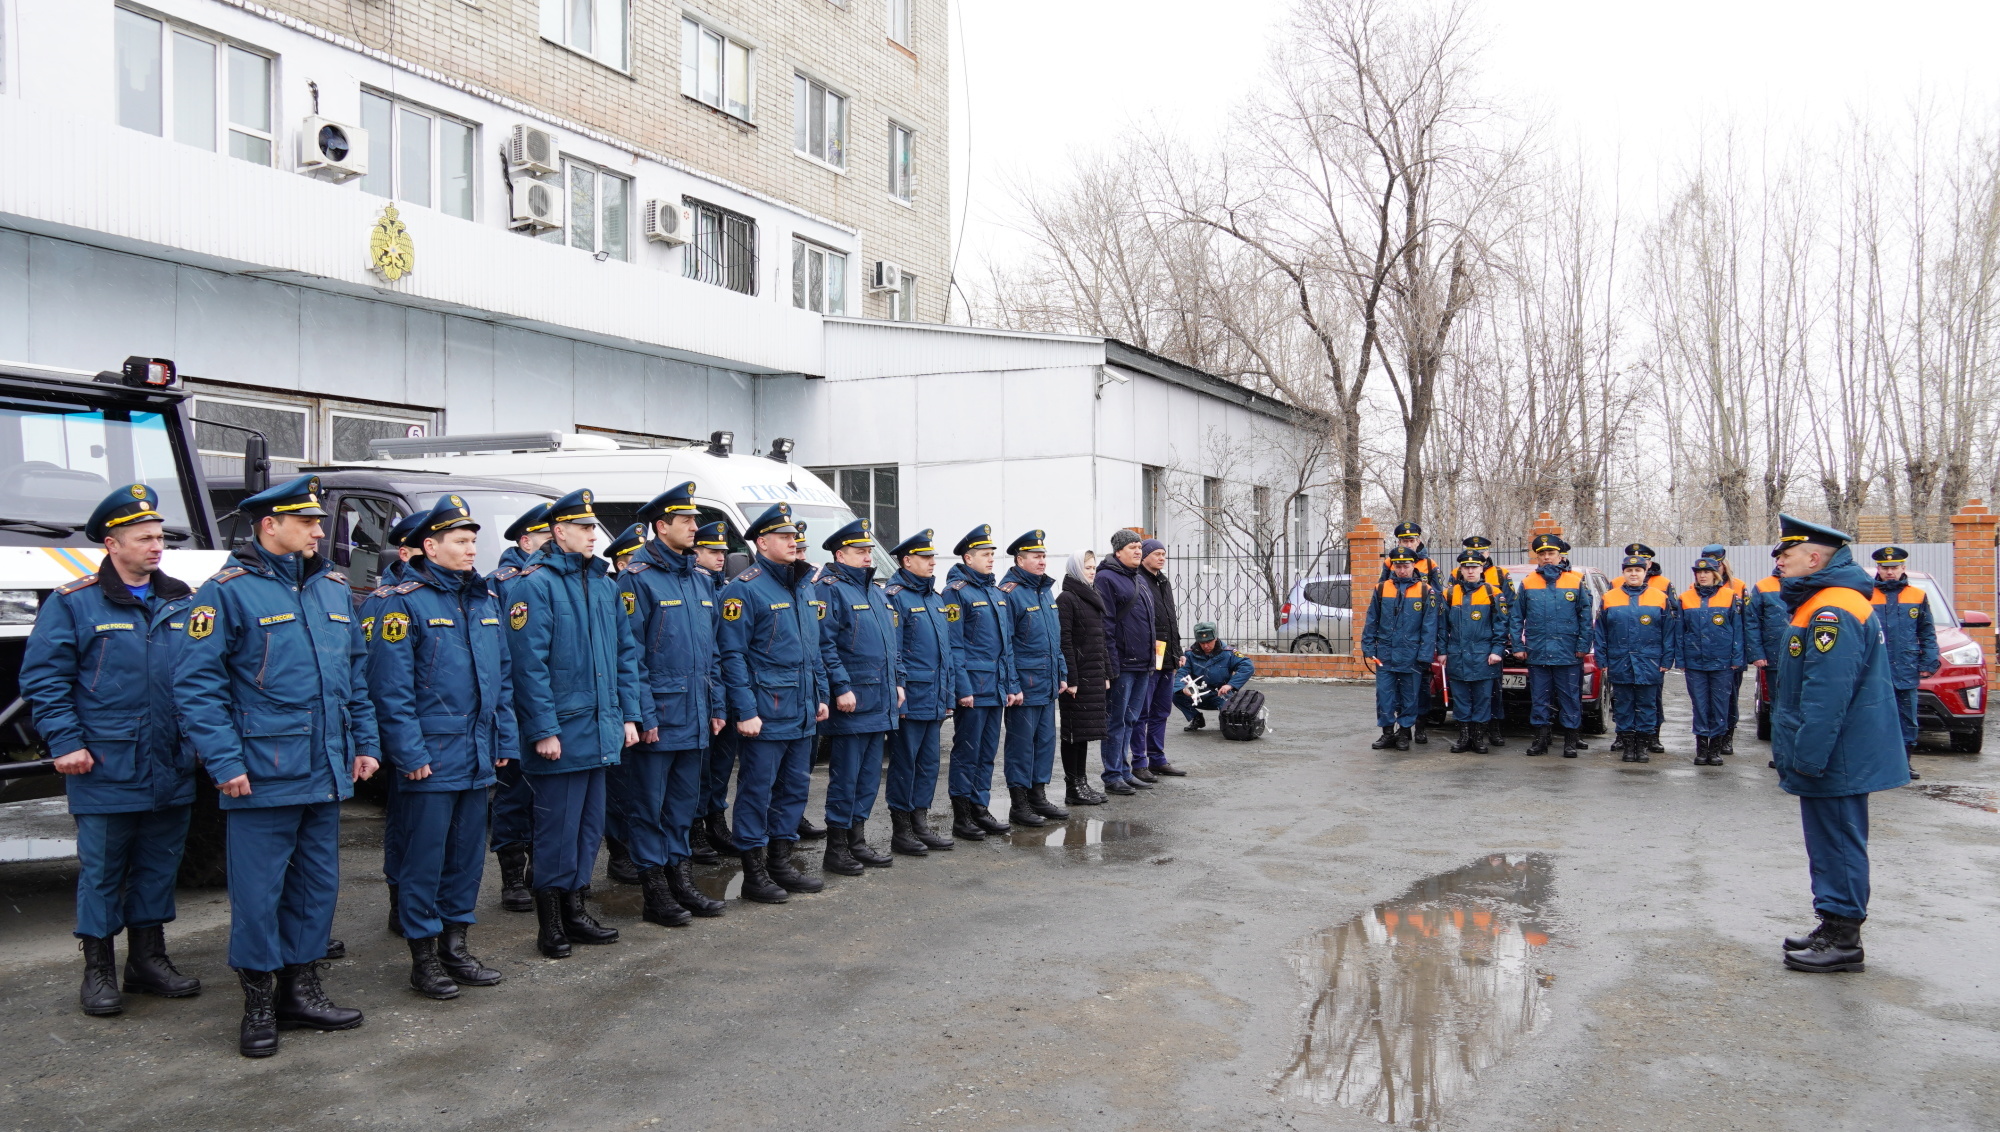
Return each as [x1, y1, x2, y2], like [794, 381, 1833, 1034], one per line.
[885, 717, 944, 812]
[1727, 667, 1745, 730]
[825, 733, 887, 826]
[1374, 668, 1423, 727]
[1101, 672, 1147, 784]
[611, 748, 704, 868]
[382, 770, 407, 884]
[1128, 670, 1174, 769]
[733, 736, 812, 850]
[948, 705, 1004, 805]
[1894, 686, 1919, 748]
[1447, 678, 1496, 724]
[1003, 702, 1058, 789]
[1685, 669, 1734, 737]
[225, 802, 340, 972]
[395, 788, 487, 939]
[72, 806, 190, 939]
[1610, 682, 1662, 733]
[1528, 664, 1583, 728]
[488, 760, 533, 850]
[701, 729, 738, 817]
[1800, 793, 1870, 920]
[528, 768, 606, 891]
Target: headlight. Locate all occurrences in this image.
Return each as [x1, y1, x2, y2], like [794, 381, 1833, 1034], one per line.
[1941, 642, 1983, 667]
[0, 590, 38, 625]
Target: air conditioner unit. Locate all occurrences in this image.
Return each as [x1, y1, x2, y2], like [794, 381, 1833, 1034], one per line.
[508, 124, 559, 175]
[510, 178, 562, 231]
[642, 199, 694, 245]
[298, 115, 367, 182]
[871, 260, 904, 292]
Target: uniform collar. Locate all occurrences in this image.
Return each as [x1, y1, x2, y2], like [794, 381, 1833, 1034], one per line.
[948, 562, 995, 586]
[639, 538, 692, 574]
[93, 556, 189, 606]
[1779, 545, 1875, 609]
[894, 567, 936, 594]
[828, 559, 873, 586]
[535, 546, 605, 576]
[754, 552, 811, 589]
[1002, 565, 1051, 590]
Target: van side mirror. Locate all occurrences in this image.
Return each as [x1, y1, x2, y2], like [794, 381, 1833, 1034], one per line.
[1961, 610, 1992, 628]
[243, 433, 270, 494]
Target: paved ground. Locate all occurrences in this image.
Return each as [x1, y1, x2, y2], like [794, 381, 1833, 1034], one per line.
[0, 681, 1995, 1132]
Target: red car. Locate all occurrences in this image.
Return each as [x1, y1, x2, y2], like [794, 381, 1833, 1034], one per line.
[1426, 564, 1613, 734]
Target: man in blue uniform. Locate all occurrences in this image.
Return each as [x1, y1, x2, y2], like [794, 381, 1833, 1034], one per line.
[366, 495, 512, 998]
[504, 488, 645, 957]
[1596, 554, 1677, 763]
[173, 475, 380, 1058]
[1678, 556, 1746, 765]
[1362, 547, 1436, 750]
[604, 523, 645, 574]
[944, 525, 1021, 838]
[1437, 551, 1508, 753]
[1378, 523, 1443, 743]
[487, 503, 553, 912]
[1698, 543, 1750, 756]
[1174, 622, 1255, 729]
[689, 520, 737, 865]
[999, 530, 1070, 828]
[363, 510, 425, 937]
[1455, 539, 1512, 746]
[813, 518, 903, 874]
[1747, 560, 1790, 764]
[613, 484, 728, 924]
[22, 484, 202, 1016]
[718, 504, 831, 902]
[1869, 546, 1938, 781]
[882, 530, 965, 855]
[1511, 533, 1592, 757]
[1770, 515, 1908, 973]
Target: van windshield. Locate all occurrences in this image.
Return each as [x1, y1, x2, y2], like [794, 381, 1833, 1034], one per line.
[0, 401, 193, 546]
[1907, 576, 1959, 628]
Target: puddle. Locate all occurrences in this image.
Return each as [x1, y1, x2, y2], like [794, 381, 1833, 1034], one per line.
[1278, 853, 1557, 1129]
[693, 864, 746, 902]
[1911, 784, 1999, 812]
[0, 837, 77, 862]
[1009, 818, 1145, 848]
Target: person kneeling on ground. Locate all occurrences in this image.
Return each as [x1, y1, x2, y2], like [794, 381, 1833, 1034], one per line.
[1174, 622, 1255, 731]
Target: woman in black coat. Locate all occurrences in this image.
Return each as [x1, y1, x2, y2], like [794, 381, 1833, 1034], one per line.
[1057, 549, 1111, 805]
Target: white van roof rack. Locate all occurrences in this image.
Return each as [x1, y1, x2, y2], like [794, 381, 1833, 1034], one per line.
[368, 432, 621, 458]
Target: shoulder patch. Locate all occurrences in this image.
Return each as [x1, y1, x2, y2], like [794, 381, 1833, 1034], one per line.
[999, 581, 1018, 592]
[885, 584, 905, 594]
[55, 576, 99, 595]
[214, 567, 249, 584]
[326, 571, 348, 584]
[625, 561, 651, 573]
[368, 585, 394, 599]
[949, 579, 968, 591]
[1814, 609, 1841, 623]
[518, 564, 545, 577]
[735, 567, 763, 582]
[395, 580, 423, 594]
[493, 566, 520, 581]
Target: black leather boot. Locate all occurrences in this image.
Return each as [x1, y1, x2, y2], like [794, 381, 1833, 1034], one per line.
[1526, 725, 1552, 756]
[496, 843, 533, 913]
[972, 801, 1012, 834]
[385, 882, 402, 936]
[276, 961, 364, 1031]
[323, 938, 346, 960]
[1371, 726, 1397, 750]
[766, 840, 824, 893]
[605, 836, 641, 885]
[911, 807, 955, 849]
[78, 936, 122, 1016]
[639, 865, 694, 926]
[849, 819, 893, 867]
[1630, 732, 1649, 762]
[1562, 729, 1583, 758]
[1008, 786, 1047, 827]
[950, 797, 987, 840]
[1487, 726, 1507, 746]
[1783, 913, 1865, 973]
[704, 810, 743, 854]
[237, 968, 279, 1057]
[533, 888, 571, 958]
[1414, 721, 1429, 744]
[889, 811, 929, 856]
[688, 818, 721, 865]
[1183, 711, 1206, 731]
[667, 860, 726, 916]
[1472, 724, 1490, 754]
[438, 923, 502, 985]
[561, 889, 620, 943]
[123, 923, 200, 998]
[795, 815, 827, 842]
[1647, 733, 1666, 753]
[738, 847, 789, 904]
[1692, 735, 1710, 765]
[1907, 749, 1921, 781]
[1029, 783, 1070, 819]
[1066, 776, 1107, 806]
[1449, 725, 1474, 753]
[821, 825, 865, 876]
[1393, 727, 1412, 751]
[1720, 728, 1736, 758]
[407, 937, 461, 1000]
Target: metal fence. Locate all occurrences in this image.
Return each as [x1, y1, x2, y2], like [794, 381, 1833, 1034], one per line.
[1561, 543, 1953, 595]
[1163, 546, 1352, 654]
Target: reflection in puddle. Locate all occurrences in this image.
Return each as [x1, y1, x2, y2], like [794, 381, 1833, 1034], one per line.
[1009, 818, 1143, 848]
[1912, 784, 1999, 812]
[0, 837, 77, 862]
[693, 865, 745, 902]
[1279, 854, 1556, 1129]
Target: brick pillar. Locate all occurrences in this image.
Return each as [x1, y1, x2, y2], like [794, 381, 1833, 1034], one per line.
[1949, 499, 1998, 690]
[1528, 511, 1563, 549]
[1348, 517, 1383, 658]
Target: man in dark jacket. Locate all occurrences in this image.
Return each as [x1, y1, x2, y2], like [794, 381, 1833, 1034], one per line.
[882, 530, 964, 854]
[1130, 539, 1186, 779]
[1093, 529, 1157, 795]
[1869, 546, 1938, 781]
[999, 530, 1070, 826]
[814, 518, 904, 874]
[1173, 621, 1254, 729]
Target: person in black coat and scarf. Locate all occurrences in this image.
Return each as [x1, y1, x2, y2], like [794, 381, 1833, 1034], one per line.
[1131, 539, 1186, 779]
[1056, 550, 1110, 806]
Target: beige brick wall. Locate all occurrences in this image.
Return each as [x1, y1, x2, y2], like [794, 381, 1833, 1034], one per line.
[258, 0, 951, 323]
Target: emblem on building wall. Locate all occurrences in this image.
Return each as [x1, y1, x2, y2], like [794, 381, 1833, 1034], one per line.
[368, 205, 415, 282]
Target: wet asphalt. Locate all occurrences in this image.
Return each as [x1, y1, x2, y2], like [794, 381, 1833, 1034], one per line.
[1, 680, 1996, 1132]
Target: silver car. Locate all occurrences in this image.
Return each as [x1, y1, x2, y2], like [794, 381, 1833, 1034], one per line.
[1277, 574, 1353, 653]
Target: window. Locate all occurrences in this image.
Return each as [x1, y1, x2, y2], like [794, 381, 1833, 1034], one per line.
[1252, 485, 1271, 543]
[332, 495, 405, 592]
[792, 74, 847, 168]
[791, 238, 847, 315]
[192, 395, 308, 480]
[1291, 493, 1312, 561]
[114, 9, 272, 165]
[686, 199, 758, 295]
[329, 411, 426, 462]
[680, 17, 751, 120]
[535, 158, 630, 261]
[889, 122, 916, 202]
[1141, 465, 1163, 537]
[809, 465, 899, 547]
[190, 388, 433, 480]
[1202, 476, 1222, 555]
[886, 0, 912, 46]
[539, 0, 628, 69]
[357, 92, 476, 219]
[890, 272, 919, 322]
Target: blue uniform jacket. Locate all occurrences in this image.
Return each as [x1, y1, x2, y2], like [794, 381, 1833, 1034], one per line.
[504, 547, 646, 774]
[357, 557, 411, 648]
[173, 545, 380, 810]
[1746, 573, 1789, 665]
[717, 555, 830, 741]
[21, 563, 197, 814]
[1593, 583, 1676, 685]
[365, 560, 515, 791]
[1438, 579, 1509, 682]
[1360, 577, 1436, 673]
[1771, 547, 1908, 796]
[621, 539, 724, 751]
[945, 564, 1021, 705]
[1676, 584, 1745, 671]
[1871, 577, 1938, 690]
[814, 560, 905, 734]
[999, 566, 1066, 706]
[884, 568, 962, 721]
[1512, 566, 1593, 665]
[1175, 642, 1254, 691]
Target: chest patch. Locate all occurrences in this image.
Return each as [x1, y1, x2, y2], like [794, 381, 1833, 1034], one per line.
[1564, 591, 1576, 601]
[362, 616, 375, 642]
[1469, 610, 1482, 620]
[481, 617, 499, 625]
[187, 606, 217, 640]
[810, 600, 827, 620]
[1910, 607, 1921, 618]
[328, 612, 351, 623]
[1638, 613, 1652, 625]
[944, 604, 961, 623]
[94, 623, 135, 633]
[1788, 634, 1803, 658]
[381, 612, 410, 642]
[257, 612, 296, 626]
[721, 598, 743, 622]
[1812, 625, 1838, 653]
[1412, 600, 1423, 611]
[509, 601, 529, 631]
[1712, 613, 1726, 625]
[427, 618, 454, 627]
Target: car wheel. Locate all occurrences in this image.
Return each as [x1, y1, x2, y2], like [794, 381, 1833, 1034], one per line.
[1291, 634, 1331, 655]
[1755, 706, 1772, 741]
[1950, 722, 1984, 754]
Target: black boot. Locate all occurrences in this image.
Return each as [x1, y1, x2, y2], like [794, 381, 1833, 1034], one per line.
[849, 819, 893, 867]
[821, 825, 865, 876]
[738, 847, 789, 904]
[1647, 733, 1666, 753]
[1694, 735, 1712, 765]
[496, 843, 533, 913]
[1526, 725, 1552, 756]
[639, 865, 694, 926]
[407, 937, 461, 1000]
[704, 810, 744, 854]
[605, 836, 641, 885]
[1393, 726, 1412, 751]
[561, 889, 620, 943]
[1720, 728, 1736, 759]
[78, 936, 122, 1016]
[385, 882, 402, 936]
[1907, 747, 1921, 781]
[1183, 711, 1206, 731]
[795, 815, 827, 842]
[1029, 782, 1070, 819]
[1066, 776, 1107, 806]
[1621, 733, 1639, 762]
[1487, 727, 1507, 746]
[1562, 729, 1582, 758]
[533, 889, 571, 957]
[972, 801, 1012, 834]
[1632, 732, 1650, 762]
[1008, 786, 1047, 827]
[766, 840, 824, 893]
[323, 938, 346, 960]
[688, 818, 721, 865]
[1472, 724, 1490, 754]
[237, 968, 278, 1058]
[1783, 913, 1865, 973]
[668, 860, 726, 917]
[911, 807, 955, 849]
[438, 923, 502, 985]
[1371, 725, 1397, 750]
[276, 961, 364, 1031]
[890, 810, 929, 856]
[950, 797, 987, 840]
[1414, 721, 1429, 744]
[123, 923, 200, 998]
[1449, 725, 1474, 753]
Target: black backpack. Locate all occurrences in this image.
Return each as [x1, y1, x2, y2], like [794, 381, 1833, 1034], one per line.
[1219, 688, 1266, 741]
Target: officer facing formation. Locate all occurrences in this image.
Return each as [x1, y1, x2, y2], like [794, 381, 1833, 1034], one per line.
[943, 524, 1021, 840]
[1868, 546, 1937, 782]
[1363, 547, 1437, 751]
[486, 503, 554, 912]
[1595, 554, 1677, 762]
[1512, 533, 1592, 758]
[881, 530, 967, 855]
[998, 529, 1071, 829]
[1437, 550, 1508, 754]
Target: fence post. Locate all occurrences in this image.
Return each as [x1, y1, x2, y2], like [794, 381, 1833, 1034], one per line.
[1949, 499, 1998, 691]
[1348, 517, 1383, 658]
[1528, 511, 1563, 549]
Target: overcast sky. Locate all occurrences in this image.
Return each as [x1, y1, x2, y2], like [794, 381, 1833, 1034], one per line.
[947, 0, 2000, 302]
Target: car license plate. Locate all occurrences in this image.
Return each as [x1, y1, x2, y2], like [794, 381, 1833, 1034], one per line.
[1501, 674, 1526, 689]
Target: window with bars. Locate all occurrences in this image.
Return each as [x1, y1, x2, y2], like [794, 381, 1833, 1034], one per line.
[791, 238, 847, 315]
[889, 122, 916, 202]
[358, 91, 476, 219]
[539, 0, 628, 70]
[793, 74, 847, 169]
[809, 465, 899, 547]
[114, 8, 273, 165]
[685, 199, 758, 295]
[534, 158, 629, 261]
[680, 17, 751, 120]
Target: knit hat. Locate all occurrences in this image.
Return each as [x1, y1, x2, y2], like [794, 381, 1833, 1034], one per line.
[1110, 529, 1143, 552]
[1140, 538, 1166, 556]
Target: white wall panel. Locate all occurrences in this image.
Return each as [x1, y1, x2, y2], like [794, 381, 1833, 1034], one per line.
[404, 310, 446, 409]
[0, 229, 28, 361]
[298, 289, 408, 406]
[440, 316, 496, 434]
[490, 327, 572, 433]
[174, 266, 302, 391]
[26, 235, 178, 367]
